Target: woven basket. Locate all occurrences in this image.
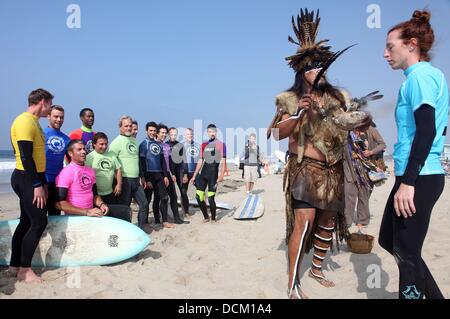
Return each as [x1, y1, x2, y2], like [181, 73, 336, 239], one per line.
[347, 233, 374, 254]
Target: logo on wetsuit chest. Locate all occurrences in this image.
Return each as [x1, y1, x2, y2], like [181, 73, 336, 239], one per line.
[402, 285, 422, 299]
[204, 146, 221, 164]
[187, 145, 199, 157]
[48, 136, 66, 153]
[127, 142, 137, 155]
[79, 174, 93, 190]
[99, 158, 112, 171]
[150, 143, 161, 156]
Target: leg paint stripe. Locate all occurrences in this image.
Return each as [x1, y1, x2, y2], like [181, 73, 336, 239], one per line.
[314, 244, 328, 252]
[314, 233, 333, 242]
[318, 225, 334, 231]
[290, 220, 309, 296]
[312, 261, 322, 269]
[207, 191, 215, 197]
[313, 254, 325, 260]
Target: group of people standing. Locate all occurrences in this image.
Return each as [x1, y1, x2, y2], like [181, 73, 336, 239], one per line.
[270, 8, 448, 299]
[8, 93, 228, 283]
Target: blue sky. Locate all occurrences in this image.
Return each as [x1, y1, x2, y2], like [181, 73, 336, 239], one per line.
[1, 0, 449, 154]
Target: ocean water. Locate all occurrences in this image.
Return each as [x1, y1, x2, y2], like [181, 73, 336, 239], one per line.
[0, 150, 14, 194]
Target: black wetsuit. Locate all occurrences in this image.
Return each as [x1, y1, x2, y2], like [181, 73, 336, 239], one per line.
[195, 138, 226, 221]
[139, 137, 170, 224]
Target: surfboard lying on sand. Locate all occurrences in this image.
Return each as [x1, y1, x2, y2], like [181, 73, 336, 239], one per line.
[234, 194, 265, 220]
[0, 216, 151, 267]
[187, 199, 234, 210]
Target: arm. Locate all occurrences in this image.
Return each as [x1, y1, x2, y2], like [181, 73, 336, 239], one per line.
[55, 187, 102, 216]
[272, 113, 300, 141]
[402, 105, 436, 186]
[17, 141, 47, 209]
[272, 95, 311, 141]
[114, 168, 122, 196]
[217, 158, 226, 182]
[17, 141, 43, 187]
[190, 159, 203, 184]
[394, 105, 436, 218]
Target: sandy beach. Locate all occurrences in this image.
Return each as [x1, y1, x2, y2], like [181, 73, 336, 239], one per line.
[0, 162, 449, 299]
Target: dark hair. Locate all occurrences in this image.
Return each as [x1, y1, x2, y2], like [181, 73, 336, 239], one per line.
[50, 105, 65, 113]
[28, 88, 54, 106]
[207, 124, 217, 130]
[388, 10, 434, 62]
[80, 108, 94, 118]
[67, 139, 84, 152]
[145, 121, 158, 131]
[157, 123, 169, 133]
[288, 72, 345, 108]
[168, 127, 177, 132]
[93, 132, 108, 144]
[132, 121, 138, 126]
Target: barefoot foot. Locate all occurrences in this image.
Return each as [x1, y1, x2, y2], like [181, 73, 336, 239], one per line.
[309, 269, 335, 288]
[163, 222, 176, 229]
[17, 268, 43, 284]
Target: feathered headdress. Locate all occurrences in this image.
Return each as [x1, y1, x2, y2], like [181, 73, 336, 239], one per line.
[285, 9, 335, 73]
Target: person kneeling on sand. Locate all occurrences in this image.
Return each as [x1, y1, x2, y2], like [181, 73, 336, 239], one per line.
[55, 139, 131, 221]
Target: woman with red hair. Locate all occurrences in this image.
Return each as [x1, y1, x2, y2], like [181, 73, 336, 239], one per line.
[380, 10, 449, 299]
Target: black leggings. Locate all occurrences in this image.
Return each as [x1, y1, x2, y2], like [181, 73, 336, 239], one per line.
[46, 183, 61, 216]
[195, 173, 218, 220]
[379, 175, 445, 299]
[177, 170, 193, 216]
[145, 172, 169, 223]
[105, 204, 131, 222]
[166, 177, 182, 221]
[10, 170, 48, 268]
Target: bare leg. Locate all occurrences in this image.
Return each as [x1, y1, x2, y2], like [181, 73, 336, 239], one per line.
[309, 210, 337, 288]
[287, 208, 315, 299]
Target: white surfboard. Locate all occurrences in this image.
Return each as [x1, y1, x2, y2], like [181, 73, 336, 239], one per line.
[234, 194, 265, 220]
[0, 216, 151, 267]
[188, 199, 233, 210]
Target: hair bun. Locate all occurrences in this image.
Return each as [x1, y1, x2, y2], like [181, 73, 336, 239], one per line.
[412, 10, 431, 24]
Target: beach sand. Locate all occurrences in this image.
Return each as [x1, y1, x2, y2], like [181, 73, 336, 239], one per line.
[0, 162, 449, 299]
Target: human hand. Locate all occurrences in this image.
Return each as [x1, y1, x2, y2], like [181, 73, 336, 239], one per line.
[87, 208, 103, 217]
[394, 183, 416, 218]
[113, 184, 122, 196]
[33, 186, 47, 209]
